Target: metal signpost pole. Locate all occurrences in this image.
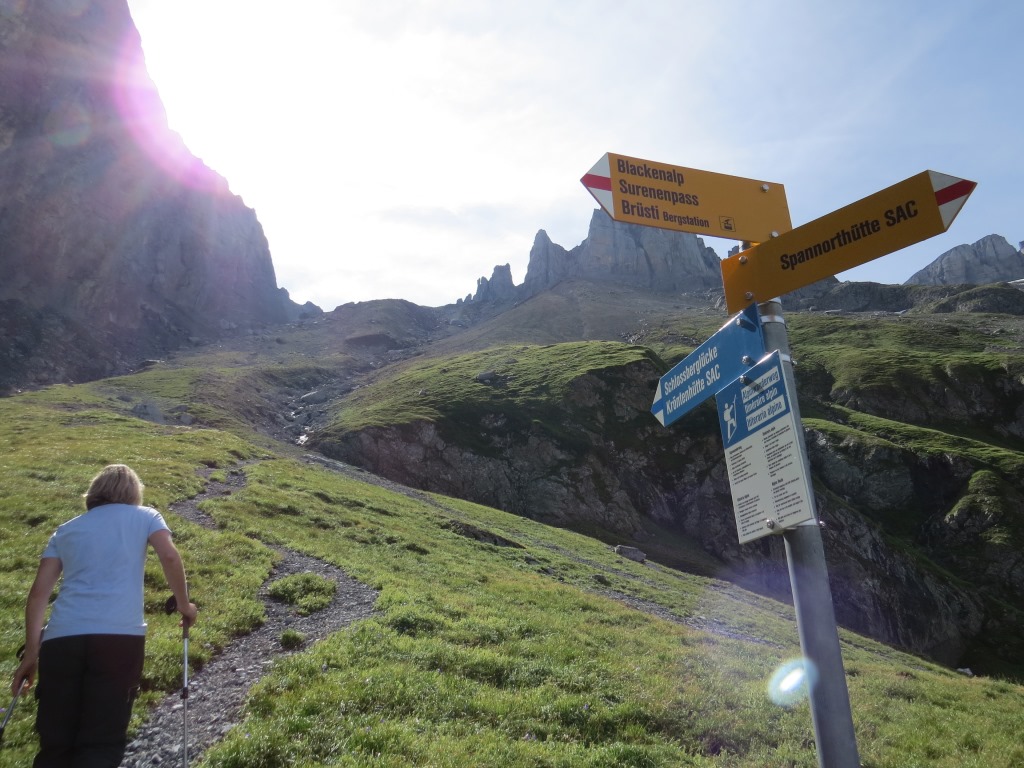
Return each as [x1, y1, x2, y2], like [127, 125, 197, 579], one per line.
[756, 290, 860, 768]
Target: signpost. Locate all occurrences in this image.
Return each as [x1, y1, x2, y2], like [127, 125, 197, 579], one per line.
[651, 304, 763, 428]
[756, 300, 860, 768]
[720, 170, 977, 313]
[581, 152, 792, 243]
[581, 153, 977, 768]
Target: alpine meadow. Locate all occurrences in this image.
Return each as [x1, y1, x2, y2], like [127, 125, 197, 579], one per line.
[3, 289, 1024, 766]
[3, 2, 1024, 766]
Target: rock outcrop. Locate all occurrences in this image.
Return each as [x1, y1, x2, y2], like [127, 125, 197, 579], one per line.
[0, 0, 302, 389]
[906, 235, 1024, 286]
[473, 264, 517, 303]
[466, 212, 724, 305]
[523, 211, 723, 295]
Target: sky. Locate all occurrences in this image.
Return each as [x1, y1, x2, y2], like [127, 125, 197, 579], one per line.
[125, 0, 1022, 311]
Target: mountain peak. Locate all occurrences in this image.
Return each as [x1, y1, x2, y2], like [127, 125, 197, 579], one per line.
[905, 235, 1024, 286]
[474, 210, 725, 303]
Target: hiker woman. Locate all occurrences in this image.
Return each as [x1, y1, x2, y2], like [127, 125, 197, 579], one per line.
[9, 463, 198, 767]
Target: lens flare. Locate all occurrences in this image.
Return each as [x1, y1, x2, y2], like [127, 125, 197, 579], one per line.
[768, 658, 817, 707]
[44, 98, 93, 147]
[110, 33, 226, 194]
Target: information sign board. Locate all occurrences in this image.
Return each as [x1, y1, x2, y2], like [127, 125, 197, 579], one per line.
[717, 351, 816, 543]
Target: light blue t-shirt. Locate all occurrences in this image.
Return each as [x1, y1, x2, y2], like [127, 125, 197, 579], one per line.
[41, 504, 170, 640]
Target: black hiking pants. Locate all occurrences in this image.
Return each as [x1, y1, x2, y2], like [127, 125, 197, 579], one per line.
[34, 634, 145, 768]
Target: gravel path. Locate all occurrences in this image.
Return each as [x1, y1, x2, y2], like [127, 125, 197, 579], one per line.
[121, 466, 378, 767]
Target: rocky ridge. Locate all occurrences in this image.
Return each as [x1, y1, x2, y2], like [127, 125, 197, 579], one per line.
[469, 211, 723, 306]
[467, 216, 1023, 315]
[906, 235, 1024, 286]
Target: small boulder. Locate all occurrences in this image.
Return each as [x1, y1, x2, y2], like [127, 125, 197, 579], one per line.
[614, 545, 647, 563]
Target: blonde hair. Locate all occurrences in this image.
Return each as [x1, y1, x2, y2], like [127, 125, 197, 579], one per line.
[84, 464, 145, 509]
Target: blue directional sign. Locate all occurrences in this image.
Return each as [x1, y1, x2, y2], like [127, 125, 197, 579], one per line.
[651, 304, 764, 428]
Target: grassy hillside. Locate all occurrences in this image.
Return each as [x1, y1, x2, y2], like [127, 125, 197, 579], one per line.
[3, 370, 1024, 765]
[313, 341, 661, 456]
[303, 320, 1024, 660]
[787, 312, 1024, 444]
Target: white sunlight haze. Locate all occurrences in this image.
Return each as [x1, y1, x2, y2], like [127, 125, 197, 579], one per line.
[126, 0, 1023, 310]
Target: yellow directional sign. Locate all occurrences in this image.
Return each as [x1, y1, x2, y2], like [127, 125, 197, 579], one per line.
[721, 171, 977, 313]
[582, 152, 792, 243]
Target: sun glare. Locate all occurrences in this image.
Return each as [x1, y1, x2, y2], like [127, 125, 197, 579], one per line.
[768, 658, 816, 708]
[109, 25, 224, 194]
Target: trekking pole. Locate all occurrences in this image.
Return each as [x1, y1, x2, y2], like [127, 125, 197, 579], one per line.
[1, 646, 26, 747]
[164, 597, 190, 768]
[0, 687, 21, 746]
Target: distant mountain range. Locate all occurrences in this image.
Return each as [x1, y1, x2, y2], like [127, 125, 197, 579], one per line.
[467, 214, 1023, 310]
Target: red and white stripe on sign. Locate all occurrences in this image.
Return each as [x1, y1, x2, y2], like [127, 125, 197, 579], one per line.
[930, 171, 977, 229]
[581, 154, 613, 213]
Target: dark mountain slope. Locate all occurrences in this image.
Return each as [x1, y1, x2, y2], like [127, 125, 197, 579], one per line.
[440, 280, 725, 354]
[0, 0, 303, 391]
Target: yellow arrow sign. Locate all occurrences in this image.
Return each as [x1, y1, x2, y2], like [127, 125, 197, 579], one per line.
[720, 170, 977, 313]
[582, 152, 792, 243]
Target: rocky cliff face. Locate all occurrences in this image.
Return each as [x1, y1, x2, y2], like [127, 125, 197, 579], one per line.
[0, 0, 300, 389]
[473, 264, 517, 303]
[525, 211, 723, 294]
[906, 235, 1024, 286]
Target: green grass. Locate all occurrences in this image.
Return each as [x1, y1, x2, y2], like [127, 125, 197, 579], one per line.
[195, 459, 1024, 768]
[268, 573, 337, 615]
[279, 629, 306, 650]
[0, 390, 276, 765]
[312, 341, 660, 458]
[325, 342, 657, 428]
[806, 408, 1024, 479]
[786, 313, 1024, 448]
[3, 360, 1024, 766]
